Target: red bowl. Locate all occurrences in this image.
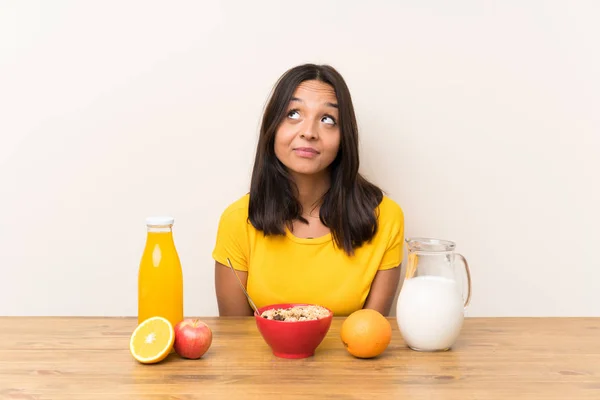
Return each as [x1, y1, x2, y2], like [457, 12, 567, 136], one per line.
[254, 303, 333, 359]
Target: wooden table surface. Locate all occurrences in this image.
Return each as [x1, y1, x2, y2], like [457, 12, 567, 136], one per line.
[1, 317, 599, 399]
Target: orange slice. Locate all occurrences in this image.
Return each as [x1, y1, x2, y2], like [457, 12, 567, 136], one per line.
[130, 316, 174, 364]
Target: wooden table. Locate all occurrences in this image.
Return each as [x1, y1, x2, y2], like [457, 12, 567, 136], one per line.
[1, 317, 599, 399]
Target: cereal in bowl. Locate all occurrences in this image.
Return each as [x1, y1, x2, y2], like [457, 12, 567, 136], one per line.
[260, 305, 330, 322]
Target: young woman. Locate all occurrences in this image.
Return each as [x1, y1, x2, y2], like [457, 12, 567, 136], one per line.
[212, 64, 404, 316]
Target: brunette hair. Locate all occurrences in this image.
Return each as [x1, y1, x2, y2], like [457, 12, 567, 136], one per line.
[248, 64, 383, 255]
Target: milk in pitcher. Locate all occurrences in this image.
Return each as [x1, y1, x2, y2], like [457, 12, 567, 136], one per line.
[396, 275, 464, 351]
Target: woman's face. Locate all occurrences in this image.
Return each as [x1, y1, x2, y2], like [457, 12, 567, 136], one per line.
[274, 80, 341, 178]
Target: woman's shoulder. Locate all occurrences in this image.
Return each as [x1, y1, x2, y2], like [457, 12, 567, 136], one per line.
[218, 193, 250, 222]
[377, 195, 404, 221]
[375, 195, 404, 236]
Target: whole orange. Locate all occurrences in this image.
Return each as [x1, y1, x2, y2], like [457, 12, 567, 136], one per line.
[340, 309, 392, 358]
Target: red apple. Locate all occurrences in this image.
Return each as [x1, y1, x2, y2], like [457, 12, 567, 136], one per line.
[173, 319, 212, 359]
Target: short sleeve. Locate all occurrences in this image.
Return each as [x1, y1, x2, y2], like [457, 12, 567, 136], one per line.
[378, 198, 405, 271]
[211, 204, 250, 272]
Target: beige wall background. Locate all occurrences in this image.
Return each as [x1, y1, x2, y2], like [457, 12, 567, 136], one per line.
[1, 1, 598, 317]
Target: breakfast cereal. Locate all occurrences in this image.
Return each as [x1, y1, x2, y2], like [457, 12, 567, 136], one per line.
[260, 305, 330, 322]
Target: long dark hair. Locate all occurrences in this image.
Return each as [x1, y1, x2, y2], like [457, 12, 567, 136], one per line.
[248, 64, 383, 256]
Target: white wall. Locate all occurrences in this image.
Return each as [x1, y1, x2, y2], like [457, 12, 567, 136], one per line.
[1, 1, 598, 317]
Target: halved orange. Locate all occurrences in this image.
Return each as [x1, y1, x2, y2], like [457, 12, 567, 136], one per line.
[130, 316, 174, 364]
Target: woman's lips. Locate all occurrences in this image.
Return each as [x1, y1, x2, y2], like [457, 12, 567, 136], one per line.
[293, 147, 319, 158]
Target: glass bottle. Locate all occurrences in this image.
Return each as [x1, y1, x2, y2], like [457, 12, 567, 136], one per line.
[138, 216, 184, 327]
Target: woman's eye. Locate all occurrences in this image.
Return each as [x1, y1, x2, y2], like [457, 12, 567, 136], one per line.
[322, 115, 336, 125]
[287, 110, 300, 119]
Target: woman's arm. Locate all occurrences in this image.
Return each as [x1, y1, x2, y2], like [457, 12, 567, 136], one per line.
[214, 261, 254, 316]
[363, 265, 402, 316]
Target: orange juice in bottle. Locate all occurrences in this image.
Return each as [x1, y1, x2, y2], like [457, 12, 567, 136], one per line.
[138, 216, 183, 327]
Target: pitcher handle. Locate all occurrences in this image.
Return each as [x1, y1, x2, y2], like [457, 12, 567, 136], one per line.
[456, 253, 472, 308]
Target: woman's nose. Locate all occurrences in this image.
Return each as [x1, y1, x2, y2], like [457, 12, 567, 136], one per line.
[299, 120, 319, 140]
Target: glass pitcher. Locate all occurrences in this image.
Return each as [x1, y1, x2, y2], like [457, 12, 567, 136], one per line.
[396, 237, 472, 351]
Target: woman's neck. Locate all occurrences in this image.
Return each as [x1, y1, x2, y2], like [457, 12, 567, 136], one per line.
[291, 171, 330, 218]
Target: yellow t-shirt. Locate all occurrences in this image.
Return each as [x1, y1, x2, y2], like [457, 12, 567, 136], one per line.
[212, 194, 404, 316]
